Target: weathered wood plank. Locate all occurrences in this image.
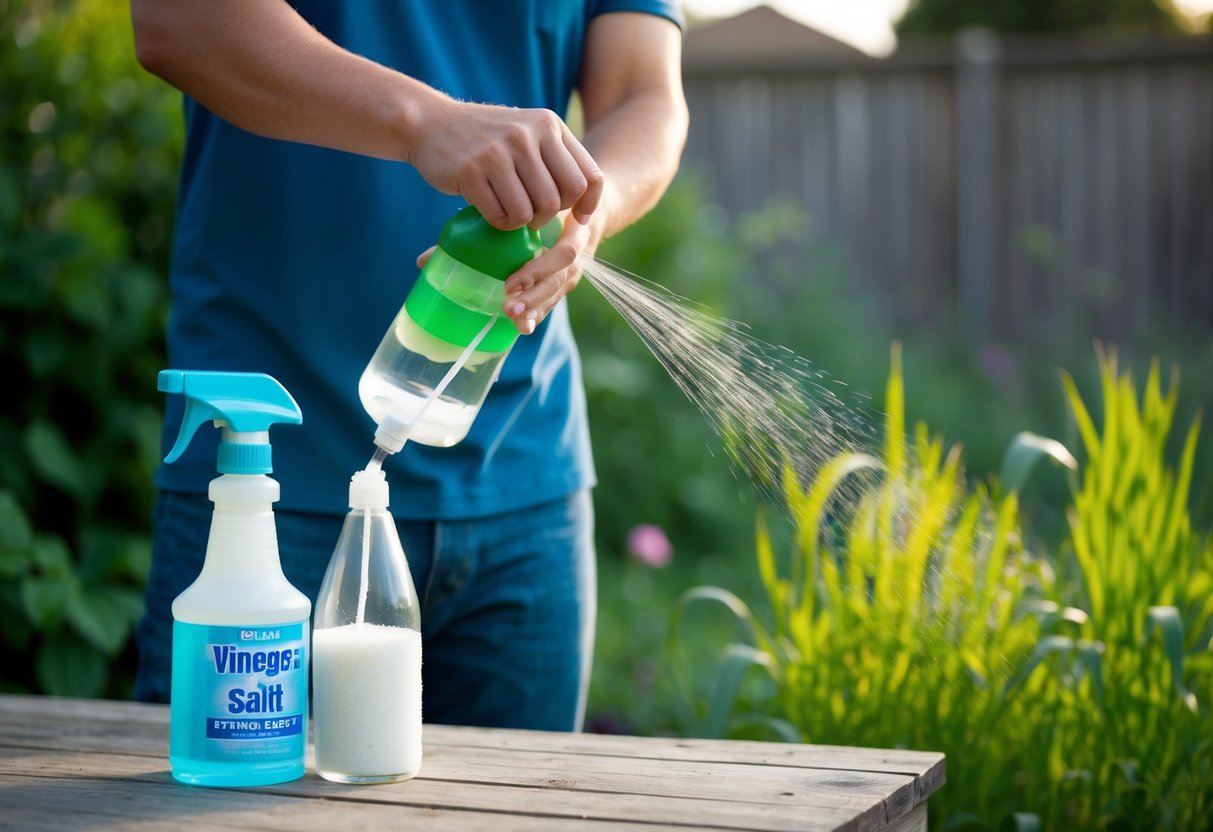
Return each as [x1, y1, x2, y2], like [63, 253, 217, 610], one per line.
[0, 715, 940, 824]
[0, 695, 945, 781]
[422, 725, 945, 798]
[0, 695, 942, 831]
[884, 803, 927, 832]
[0, 740, 913, 820]
[0, 773, 656, 832]
[0, 704, 944, 803]
[0, 749, 881, 832]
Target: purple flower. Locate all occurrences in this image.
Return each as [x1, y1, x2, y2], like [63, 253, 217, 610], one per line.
[627, 523, 673, 568]
[979, 344, 1018, 384]
[585, 713, 631, 735]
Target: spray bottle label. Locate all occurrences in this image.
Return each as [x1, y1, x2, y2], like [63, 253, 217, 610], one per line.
[170, 620, 308, 764]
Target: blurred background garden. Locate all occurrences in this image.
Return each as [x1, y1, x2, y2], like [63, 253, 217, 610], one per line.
[2, 0, 1212, 828]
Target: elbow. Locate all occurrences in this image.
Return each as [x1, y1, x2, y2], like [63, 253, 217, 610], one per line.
[666, 91, 690, 169]
[674, 96, 690, 156]
[130, 1, 174, 78]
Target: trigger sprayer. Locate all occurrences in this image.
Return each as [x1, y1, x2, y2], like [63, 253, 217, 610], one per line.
[158, 369, 312, 788]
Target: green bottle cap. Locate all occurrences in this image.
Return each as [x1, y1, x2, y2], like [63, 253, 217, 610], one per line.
[439, 205, 542, 279]
[403, 206, 543, 351]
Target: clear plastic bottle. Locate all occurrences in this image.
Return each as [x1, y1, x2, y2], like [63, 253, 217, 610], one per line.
[358, 206, 542, 451]
[312, 468, 422, 784]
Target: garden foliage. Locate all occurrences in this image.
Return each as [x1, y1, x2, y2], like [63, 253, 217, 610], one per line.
[3, 4, 1212, 828]
[0, 0, 181, 697]
[674, 346, 1213, 829]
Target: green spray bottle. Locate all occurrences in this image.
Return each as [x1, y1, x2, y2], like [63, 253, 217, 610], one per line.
[357, 205, 542, 453]
[158, 369, 310, 787]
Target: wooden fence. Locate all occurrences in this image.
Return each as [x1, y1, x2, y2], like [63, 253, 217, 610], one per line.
[681, 33, 1213, 343]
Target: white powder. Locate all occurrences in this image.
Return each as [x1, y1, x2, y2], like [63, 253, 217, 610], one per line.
[313, 623, 422, 782]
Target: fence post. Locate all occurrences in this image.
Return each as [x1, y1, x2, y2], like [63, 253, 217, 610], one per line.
[954, 28, 1001, 341]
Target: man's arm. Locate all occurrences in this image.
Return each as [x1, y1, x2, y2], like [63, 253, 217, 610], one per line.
[580, 12, 690, 243]
[501, 12, 689, 333]
[129, 0, 602, 231]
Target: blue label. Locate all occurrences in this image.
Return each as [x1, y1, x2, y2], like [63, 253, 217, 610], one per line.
[170, 620, 308, 766]
[205, 715, 304, 740]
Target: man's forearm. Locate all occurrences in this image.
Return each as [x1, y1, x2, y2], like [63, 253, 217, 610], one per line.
[129, 0, 601, 231]
[130, 0, 434, 162]
[583, 87, 689, 243]
[577, 12, 689, 247]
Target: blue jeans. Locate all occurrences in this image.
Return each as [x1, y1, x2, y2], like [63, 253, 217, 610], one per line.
[134, 489, 596, 731]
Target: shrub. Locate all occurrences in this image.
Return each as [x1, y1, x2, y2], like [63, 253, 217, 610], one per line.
[0, 0, 181, 696]
[673, 345, 1213, 829]
[1024, 347, 1213, 828]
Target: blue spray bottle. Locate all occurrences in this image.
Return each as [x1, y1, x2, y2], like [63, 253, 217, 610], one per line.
[158, 370, 310, 787]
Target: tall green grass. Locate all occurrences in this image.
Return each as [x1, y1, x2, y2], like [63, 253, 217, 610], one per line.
[673, 345, 1213, 829]
[1033, 347, 1213, 827]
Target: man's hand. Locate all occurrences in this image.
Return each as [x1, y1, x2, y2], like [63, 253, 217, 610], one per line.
[494, 11, 688, 337]
[130, 0, 605, 237]
[417, 212, 600, 336]
[502, 216, 600, 334]
[410, 98, 604, 233]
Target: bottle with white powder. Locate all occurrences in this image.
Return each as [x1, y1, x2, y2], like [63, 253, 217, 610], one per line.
[312, 468, 422, 783]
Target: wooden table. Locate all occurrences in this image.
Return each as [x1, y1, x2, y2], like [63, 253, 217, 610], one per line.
[0, 693, 943, 831]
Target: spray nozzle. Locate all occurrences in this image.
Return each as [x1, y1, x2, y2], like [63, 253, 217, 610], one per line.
[373, 412, 410, 456]
[159, 369, 302, 474]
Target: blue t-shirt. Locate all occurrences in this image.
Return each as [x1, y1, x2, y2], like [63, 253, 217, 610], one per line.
[156, 1, 684, 519]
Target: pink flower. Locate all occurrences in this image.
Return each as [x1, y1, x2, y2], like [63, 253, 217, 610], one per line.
[979, 344, 1018, 384]
[626, 524, 673, 568]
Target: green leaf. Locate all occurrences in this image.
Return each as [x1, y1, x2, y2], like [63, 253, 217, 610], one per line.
[78, 528, 147, 583]
[21, 576, 70, 629]
[109, 586, 146, 626]
[30, 535, 72, 579]
[0, 490, 33, 555]
[1004, 635, 1075, 694]
[999, 431, 1078, 493]
[121, 537, 152, 583]
[705, 644, 775, 739]
[0, 166, 18, 227]
[0, 548, 29, 580]
[67, 586, 132, 656]
[24, 421, 85, 498]
[1161, 415, 1201, 563]
[999, 813, 1042, 832]
[754, 511, 786, 632]
[667, 586, 766, 715]
[0, 583, 33, 651]
[23, 328, 68, 378]
[1145, 605, 1196, 713]
[1026, 600, 1090, 634]
[943, 813, 989, 831]
[668, 586, 761, 659]
[129, 403, 164, 475]
[1074, 639, 1106, 708]
[1060, 370, 1099, 459]
[726, 713, 802, 743]
[35, 631, 108, 698]
[796, 452, 882, 573]
[884, 342, 905, 480]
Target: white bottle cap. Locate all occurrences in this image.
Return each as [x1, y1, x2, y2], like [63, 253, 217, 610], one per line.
[349, 468, 389, 509]
[373, 412, 409, 455]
